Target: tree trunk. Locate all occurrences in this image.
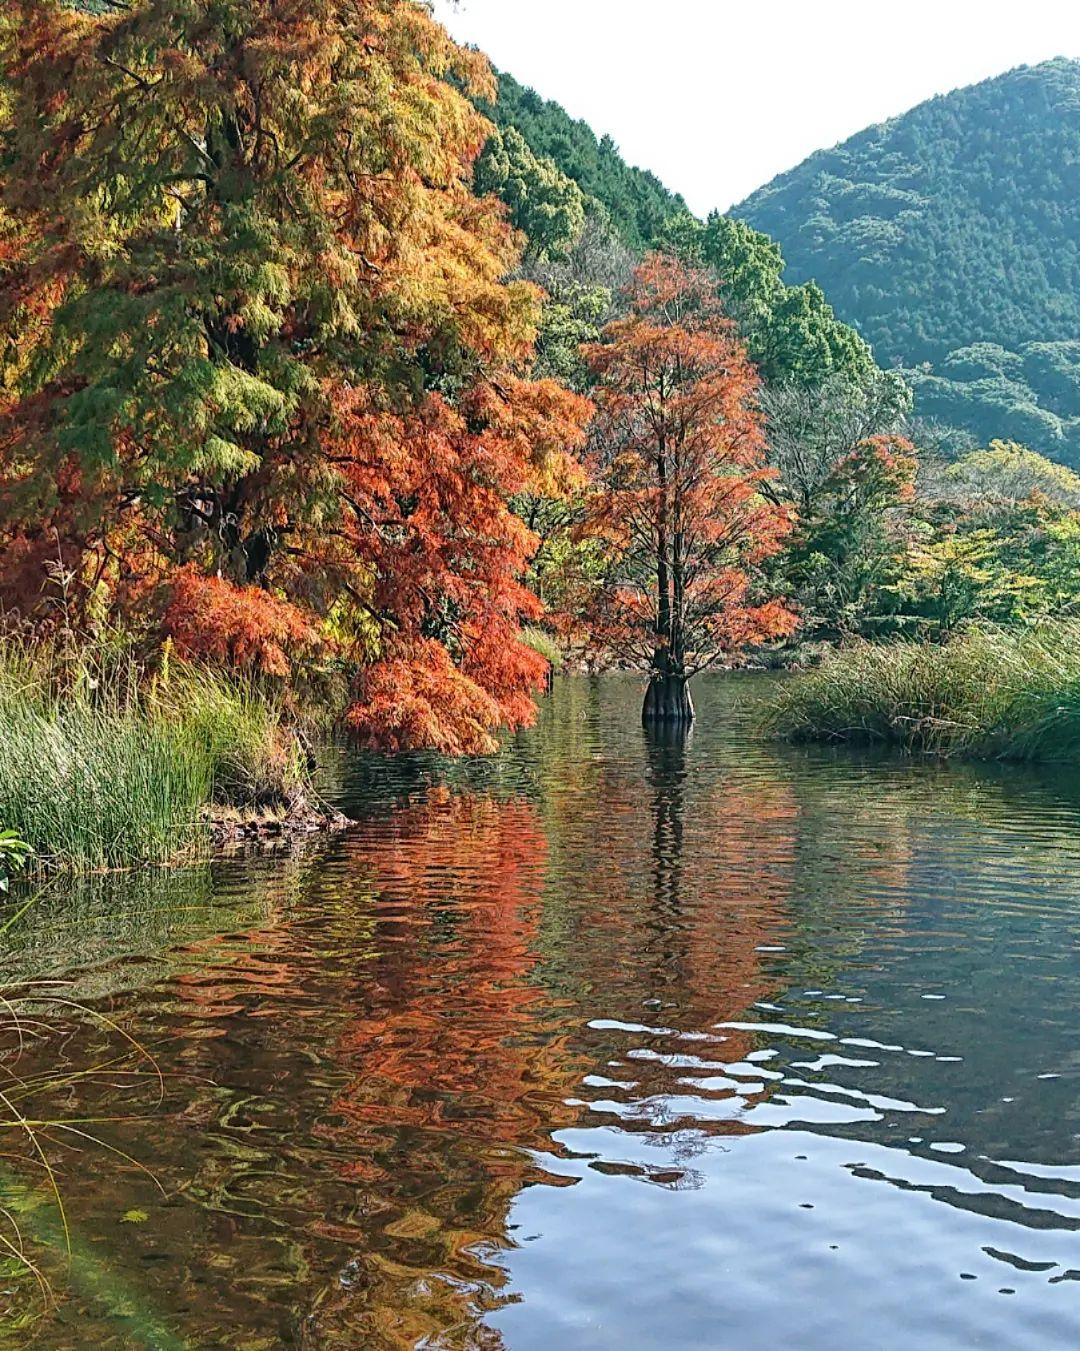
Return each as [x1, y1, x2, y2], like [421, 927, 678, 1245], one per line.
[641, 667, 694, 725]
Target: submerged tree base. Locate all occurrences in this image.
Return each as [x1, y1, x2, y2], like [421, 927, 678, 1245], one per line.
[763, 624, 1080, 762]
[642, 675, 695, 725]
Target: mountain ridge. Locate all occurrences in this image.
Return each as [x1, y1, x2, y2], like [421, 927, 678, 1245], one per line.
[732, 57, 1080, 460]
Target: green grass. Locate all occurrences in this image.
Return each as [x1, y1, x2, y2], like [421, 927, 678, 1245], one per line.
[0, 642, 308, 873]
[763, 623, 1080, 761]
[520, 625, 564, 670]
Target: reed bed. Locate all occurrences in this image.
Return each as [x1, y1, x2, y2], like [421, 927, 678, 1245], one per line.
[0, 641, 308, 873]
[763, 622, 1080, 761]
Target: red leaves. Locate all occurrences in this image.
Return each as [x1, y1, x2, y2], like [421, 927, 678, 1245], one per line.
[828, 433, 918, 508]
[323, 377, 586, 749]
[162, 569, 315, 677]
[461, 618, 549, 729]
[346, 639, 506, 756]
[466, 375, 592, 497]
[0, 2, 596, 751]
[578, 255, 795, 672]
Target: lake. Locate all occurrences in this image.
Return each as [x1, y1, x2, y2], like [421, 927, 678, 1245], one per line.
[2, 674, 1078, 1349]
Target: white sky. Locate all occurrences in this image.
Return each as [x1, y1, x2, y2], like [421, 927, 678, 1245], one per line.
[433, 1, 1080, 214]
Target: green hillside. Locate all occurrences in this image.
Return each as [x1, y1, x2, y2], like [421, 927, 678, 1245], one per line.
[476, 69, 686, 250]
[734, 59, 1080, 463]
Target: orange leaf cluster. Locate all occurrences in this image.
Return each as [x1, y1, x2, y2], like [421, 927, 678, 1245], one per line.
[163, 569, 315, 677]
[578, 255, 795, 673]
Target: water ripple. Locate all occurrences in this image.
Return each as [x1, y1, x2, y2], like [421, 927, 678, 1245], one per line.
[2, 673, 1078, 1348]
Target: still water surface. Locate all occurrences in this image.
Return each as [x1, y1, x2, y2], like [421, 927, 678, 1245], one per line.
[2, 674, 1079, 1348]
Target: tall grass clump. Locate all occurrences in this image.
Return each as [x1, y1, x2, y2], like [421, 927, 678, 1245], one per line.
[0, 641, 309, 873]
[764, 622, 1080, 762]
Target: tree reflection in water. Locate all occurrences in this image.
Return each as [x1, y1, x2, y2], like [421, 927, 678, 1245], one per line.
[2, 676, 1079, 1348]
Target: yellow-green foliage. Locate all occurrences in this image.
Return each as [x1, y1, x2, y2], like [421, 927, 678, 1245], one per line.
[519, 625, 563, 670]
[903, 528, 1045, 629]
[944, 441, 1080, 507]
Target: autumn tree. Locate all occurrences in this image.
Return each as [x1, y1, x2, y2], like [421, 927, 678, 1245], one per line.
[900, 442, 1080, 635]
[0, 0, 590, 753]
[761, 370, 912, 518]
[511, 213, 633, 644]
[937, 440, 1080, 509]
[581, 256, 794, 724]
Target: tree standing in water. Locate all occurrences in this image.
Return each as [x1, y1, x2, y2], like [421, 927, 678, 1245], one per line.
[583, 257, 795, 723]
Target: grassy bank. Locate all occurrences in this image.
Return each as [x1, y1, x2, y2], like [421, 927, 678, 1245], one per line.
[0, 642, 312, 873]
[763, 623, 1080, 761]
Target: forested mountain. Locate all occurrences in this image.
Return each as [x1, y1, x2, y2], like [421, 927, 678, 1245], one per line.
[734, 59, 1080, 464]
[476, 69, 686, 250]
[59, 11, 1079, 465]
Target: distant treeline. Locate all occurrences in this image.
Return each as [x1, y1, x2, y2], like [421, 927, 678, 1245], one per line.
[476, 68, 687, 251]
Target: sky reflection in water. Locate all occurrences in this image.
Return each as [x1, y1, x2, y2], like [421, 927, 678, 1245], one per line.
[2, 674, 1078, 1349]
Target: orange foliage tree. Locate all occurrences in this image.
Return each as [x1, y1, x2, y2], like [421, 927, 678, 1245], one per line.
[581, 256, 796, 723]
[0, 0, 590, 751]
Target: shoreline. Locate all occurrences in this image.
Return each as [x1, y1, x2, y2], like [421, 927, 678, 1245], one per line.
[762, 626, 1080, 763]
[206, 799, 354, 852]
[1, 802, 355, 885]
